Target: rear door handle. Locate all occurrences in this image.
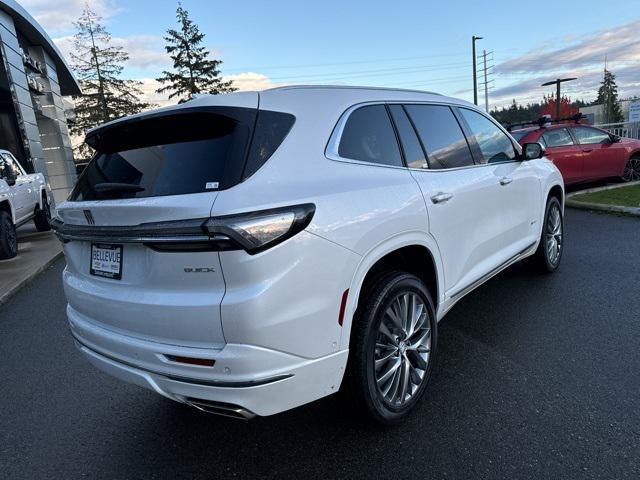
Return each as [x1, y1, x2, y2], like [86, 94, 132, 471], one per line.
[430, 192, 453, 204]
[582, 148, 593, 153]
[499, 177, 513, 186]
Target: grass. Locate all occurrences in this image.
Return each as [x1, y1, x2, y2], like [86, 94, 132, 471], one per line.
[571, 184, 640, 208]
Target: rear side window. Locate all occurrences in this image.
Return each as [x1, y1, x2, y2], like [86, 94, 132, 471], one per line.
[243, 110, 295, 178]
[71, 107, 294, 201]
[338, 105, 402, 167]
[542, 128, 574, 147]
[404, 104, 473, 169]
[388, 104, 427, 169]
[571, 126, 611, 144]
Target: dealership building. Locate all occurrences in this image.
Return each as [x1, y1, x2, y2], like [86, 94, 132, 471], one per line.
[0, 0, 80, 204]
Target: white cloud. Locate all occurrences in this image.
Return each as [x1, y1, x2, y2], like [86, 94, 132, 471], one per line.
[223, 72, 285, 91]
[136, 78, 174, 108]
[490, 19, 640, 109]
[20, 0, 123, 34]
[134, 73, 284, 108]
[54, 35, 168, 71]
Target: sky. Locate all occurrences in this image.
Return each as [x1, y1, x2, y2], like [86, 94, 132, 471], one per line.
[19, 0, 640, 110]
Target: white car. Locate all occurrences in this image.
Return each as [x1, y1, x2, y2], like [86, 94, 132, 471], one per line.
[0, 149, 52, 259]
[53, 86, 564, 424]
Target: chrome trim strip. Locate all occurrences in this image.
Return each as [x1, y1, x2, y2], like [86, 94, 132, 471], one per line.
[72, 334, 294, 388]
[185, 399, 257, 420]
[324, 100, 524, 171]
[450, 241, 537, 300]
[51, 217, 229, 244]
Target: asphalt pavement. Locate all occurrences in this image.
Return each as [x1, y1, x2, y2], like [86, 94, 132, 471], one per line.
[1, 209, 639, 479]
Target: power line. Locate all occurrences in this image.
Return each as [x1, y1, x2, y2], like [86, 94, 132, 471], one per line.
[477, 50, 494, 111]
[266, 61, 470, 82]
[270, 66, 467, 82]
[224, 52, 471, 73]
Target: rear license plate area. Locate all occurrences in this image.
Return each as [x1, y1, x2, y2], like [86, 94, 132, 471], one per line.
[90, 243, 123, 280]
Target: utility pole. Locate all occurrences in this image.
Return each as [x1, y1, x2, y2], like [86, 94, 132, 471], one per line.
[541, 77, 577, 121]
[478, 50, 494, 111]
[472, 35, 483, 105]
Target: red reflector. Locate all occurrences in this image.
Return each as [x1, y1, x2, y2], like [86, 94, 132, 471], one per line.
[168, 355, 215, 367]
[338, 289, 349, 326]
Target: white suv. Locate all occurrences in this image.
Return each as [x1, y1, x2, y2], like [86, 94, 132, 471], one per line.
[0, 149, 52, 259]
[54, 86, 564, 423]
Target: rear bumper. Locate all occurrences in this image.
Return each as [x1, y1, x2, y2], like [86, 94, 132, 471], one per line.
[68, 306, 348, 416]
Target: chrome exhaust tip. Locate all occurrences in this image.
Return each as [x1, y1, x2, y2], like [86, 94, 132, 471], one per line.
[185, 398, 256, 420]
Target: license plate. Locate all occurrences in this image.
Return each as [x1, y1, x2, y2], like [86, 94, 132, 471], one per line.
[90, 243, 123, 280]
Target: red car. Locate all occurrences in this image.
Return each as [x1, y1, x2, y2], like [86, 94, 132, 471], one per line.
[510, 123, 640, 185]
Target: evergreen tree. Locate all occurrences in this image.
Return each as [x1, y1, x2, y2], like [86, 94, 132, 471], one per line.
[596, 69, 623, 124]
[156, 4, 235, 102]
[70, 6, 153, 161]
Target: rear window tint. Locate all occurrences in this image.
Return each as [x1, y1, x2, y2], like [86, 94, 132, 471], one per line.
[71, 107, 294, 201]
[338, 105, 402, 167]
[243, 110, 295, 178]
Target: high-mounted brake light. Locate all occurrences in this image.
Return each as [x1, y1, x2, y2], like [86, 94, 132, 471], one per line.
[204, 204, 315, 254]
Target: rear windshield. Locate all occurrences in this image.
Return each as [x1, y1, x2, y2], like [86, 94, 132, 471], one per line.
[510, 128, 535, 142]
[70, 107, 294, 201]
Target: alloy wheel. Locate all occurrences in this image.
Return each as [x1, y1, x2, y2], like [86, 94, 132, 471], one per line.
[622, 158, 640, 182]
[374, 292, 432, 407]
[545, 203, 563, 267]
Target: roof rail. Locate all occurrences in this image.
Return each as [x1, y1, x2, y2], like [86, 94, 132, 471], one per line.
[507, 113, 587, 132]
[264, 85, 443, 96]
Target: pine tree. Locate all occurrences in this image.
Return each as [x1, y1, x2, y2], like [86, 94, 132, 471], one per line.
[70, 6, 153, 161]
[156, 4, 235, 103]
[596, 69, 623, 124]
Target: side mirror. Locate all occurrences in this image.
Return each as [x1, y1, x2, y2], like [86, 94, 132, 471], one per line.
[610, 134, 621, 143]
[522, 142, 545, 160]
[5, 176, 16, 186]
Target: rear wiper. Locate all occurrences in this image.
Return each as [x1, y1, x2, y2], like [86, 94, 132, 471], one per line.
[93, 182, 145, 195]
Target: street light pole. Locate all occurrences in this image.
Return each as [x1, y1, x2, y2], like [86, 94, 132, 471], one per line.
[541, 77, 577, 121]
[472, 35, 483, 106]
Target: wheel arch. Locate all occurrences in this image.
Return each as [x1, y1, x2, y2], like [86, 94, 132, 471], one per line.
[339, 232, 443, 350]
[0, 198, 14, 222]
[36, 186, 49, 210]
[547, 183, 564, 208]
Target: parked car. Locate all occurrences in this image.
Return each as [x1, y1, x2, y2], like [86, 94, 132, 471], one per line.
[0, 149, 52, 259]
[510, 122, 640, 185]
[52, 86, 564, 424]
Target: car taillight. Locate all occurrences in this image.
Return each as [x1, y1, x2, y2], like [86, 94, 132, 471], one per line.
[204, 204, 315, 254]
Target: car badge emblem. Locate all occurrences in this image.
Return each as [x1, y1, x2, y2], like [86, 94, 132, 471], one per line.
[83, 209, 95, 225]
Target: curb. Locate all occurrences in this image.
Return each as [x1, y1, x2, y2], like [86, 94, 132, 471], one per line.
[566, 181, 640, 217]
[0, 251, 63, 307]
[566, 200, 640, 216]
[566, 180, 640, 197]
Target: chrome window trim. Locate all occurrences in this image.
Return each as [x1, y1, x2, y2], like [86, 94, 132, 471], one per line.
[325, 100, 525, 172]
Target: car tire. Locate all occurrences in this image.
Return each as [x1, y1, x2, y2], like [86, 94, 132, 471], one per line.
[343, 271, 437, 425]
[34, 195, 52, 232]
[528, 196, 563, 273]
[0, 210, 17, 260]
[621, 156, 640, 182]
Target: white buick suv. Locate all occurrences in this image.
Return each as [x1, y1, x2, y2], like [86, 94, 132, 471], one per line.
[53, 86, 564, 423]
